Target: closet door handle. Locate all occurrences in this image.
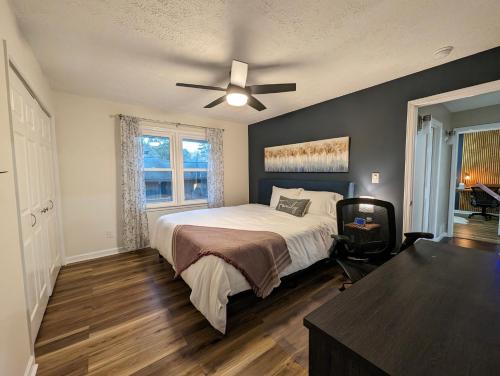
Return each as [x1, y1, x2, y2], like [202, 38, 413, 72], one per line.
[0, 171, 8, 174]
[31, 213, 37, 227]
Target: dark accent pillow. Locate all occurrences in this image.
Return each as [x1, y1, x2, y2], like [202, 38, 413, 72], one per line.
[276, 196, 311, 217]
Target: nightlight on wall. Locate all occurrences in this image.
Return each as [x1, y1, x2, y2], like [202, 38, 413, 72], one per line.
[359, 195, 374, 213]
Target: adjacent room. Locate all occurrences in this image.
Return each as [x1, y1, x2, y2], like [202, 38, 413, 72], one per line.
[1, 1, 500, 375]
[414, 92, 500, 245]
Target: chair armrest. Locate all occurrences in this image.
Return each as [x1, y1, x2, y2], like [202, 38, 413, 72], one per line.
[331, 234, 350, 242]
[399, 232, 434, 252]
[404, 232, 434, 239]
[347, 256, 370, 262]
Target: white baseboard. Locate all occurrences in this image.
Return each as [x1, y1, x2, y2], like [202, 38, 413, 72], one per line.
[64, 247, 126, 265]
[24, 355, 37, 376]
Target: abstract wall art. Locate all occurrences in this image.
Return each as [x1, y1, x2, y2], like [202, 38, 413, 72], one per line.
[264, 136, 349, 172]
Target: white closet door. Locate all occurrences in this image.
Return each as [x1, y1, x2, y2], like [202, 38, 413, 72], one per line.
[9, 70, 60, 342]
[40, 108, 60, 287]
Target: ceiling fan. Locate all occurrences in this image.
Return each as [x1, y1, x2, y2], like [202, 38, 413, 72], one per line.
[176, 60, 296, 111]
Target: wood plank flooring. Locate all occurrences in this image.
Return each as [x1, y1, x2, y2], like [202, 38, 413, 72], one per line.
[35, 249, 344, 375]
[453, 214, 500, 244]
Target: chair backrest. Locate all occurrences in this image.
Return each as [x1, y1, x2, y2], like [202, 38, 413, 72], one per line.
[471, 186, 498, 206]
[336, 198, 396, 259]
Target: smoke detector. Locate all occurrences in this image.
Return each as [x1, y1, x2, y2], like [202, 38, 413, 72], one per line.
[434, 46, 454, 59]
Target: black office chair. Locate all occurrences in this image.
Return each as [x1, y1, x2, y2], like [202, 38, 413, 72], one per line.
[332, 198, 433, 291]
[469, 186, 499, 221]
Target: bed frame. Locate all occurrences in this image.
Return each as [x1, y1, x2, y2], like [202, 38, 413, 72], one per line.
[158, 178, 357, 330]
[257, 178, 355, 205]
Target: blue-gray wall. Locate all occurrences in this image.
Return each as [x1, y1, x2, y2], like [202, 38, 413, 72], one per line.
[248, 47, 500, 235]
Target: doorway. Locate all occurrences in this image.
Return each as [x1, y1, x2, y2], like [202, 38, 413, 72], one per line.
[448, 123, 500, 243]
[404, 83, 500, 244]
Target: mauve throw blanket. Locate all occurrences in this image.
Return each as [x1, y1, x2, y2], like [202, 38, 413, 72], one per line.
[172, 225, 291, 298]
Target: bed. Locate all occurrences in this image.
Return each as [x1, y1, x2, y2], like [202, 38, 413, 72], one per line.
[151, 179, 355, 333]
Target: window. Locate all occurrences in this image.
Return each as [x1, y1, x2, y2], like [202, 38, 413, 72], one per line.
[143, 135, 173, 204]
[142, 127, 209, 208]
[182, 139, 208, 201]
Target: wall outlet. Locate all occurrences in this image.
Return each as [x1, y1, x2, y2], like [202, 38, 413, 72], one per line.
[371, 172, 380, 184]
[105, 231, 114, 239]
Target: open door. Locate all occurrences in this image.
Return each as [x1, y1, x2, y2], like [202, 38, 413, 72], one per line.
[412, 116, 443, 235]
[447, 131, 459, 236]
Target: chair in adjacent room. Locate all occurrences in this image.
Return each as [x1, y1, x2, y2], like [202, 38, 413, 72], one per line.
[469, 186, 500, 220]
[332, 197, 433, 291]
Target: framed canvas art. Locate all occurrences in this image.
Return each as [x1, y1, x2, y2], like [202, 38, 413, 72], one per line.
[264, 136, 349, 172]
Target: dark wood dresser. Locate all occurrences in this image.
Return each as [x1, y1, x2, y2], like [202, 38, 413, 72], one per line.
[304, 241, 500, 376]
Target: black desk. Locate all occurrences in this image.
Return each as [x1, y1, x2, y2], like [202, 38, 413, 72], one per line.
[304, 241, 500, 376]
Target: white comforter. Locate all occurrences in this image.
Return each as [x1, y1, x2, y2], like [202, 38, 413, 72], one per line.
[151, 204, 337, 333]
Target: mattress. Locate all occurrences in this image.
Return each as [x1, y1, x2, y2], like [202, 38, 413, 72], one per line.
[151, 203, 337, 333]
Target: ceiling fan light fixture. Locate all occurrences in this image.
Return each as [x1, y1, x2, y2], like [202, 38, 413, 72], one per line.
[226, 85, 248, 106]
[176, 60, 295, 111]
[226, 92, 248, 106]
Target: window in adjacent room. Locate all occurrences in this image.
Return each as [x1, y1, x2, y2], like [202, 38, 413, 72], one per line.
[142, 126, 208, 208]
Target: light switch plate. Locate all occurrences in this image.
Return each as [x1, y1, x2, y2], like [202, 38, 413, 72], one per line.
[371, 172, 380, 184]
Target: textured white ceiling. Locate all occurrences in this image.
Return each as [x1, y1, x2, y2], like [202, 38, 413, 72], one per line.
[11, 0, 500, 125]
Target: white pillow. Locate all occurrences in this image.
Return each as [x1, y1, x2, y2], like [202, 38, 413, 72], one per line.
[270, 186, 303, 208]
[299, 190, 343, 216]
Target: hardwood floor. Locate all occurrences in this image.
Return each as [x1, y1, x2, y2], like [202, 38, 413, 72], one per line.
[35, 249, 344, 375]
[453, 213, 500, 244]
[440, 235, 500, 252]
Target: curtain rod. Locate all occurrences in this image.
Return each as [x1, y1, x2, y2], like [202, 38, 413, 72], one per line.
[110, 114, 224, 132]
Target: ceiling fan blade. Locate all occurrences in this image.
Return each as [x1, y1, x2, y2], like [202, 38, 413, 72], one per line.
[247, 96, 266, 111]
[230, 60, 248, 88]
[204, 95, 226, 108]
[249, 83, 296, 94]
[176, 83, 226, 91]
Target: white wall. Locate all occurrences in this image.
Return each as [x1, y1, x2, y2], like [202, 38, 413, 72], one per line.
[54, 91, 249, 260]
[451, 103, 500, 128]
[0, 0, 54, 374]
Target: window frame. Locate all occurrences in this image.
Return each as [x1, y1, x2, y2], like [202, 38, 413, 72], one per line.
[142, 125, 208, 209]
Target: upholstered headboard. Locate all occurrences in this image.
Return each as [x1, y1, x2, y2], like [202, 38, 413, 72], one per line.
[257, 178, 355, 205]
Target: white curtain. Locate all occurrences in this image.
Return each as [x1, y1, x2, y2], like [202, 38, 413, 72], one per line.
[119, 115, 149, 251]
[207, 128, 224, 208]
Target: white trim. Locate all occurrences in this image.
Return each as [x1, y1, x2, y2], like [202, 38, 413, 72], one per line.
[24, 355, 38, 376]
[447, 131, 460, 235]
[146, 202, 208, 213]
[403, 79, 500, 235]
[429, 119, 443, 236]
[454, 122, 500, 134]
[64, 247, 127, 265]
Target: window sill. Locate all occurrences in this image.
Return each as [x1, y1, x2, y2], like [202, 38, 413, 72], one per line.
[146, 202, 208, 212]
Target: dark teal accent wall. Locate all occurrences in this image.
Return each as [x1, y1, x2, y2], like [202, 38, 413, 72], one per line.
[248, 47, 500, 235]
